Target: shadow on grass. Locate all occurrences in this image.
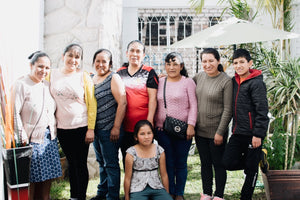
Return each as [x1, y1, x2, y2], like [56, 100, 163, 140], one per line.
[184, 191, 266, 200]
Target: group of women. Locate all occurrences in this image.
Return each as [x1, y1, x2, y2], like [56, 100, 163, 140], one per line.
[13, 40, 232, 200]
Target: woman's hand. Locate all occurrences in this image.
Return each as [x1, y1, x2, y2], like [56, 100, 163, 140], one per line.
[110, 126, 120, 142]
[214, 133, 223, 146]
[85, 129, 95, 144]
[186, 124, 195, 140]
[158, 73, 167, 78]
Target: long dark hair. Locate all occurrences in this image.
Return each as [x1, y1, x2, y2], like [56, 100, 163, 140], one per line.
[200, 48, 224, 72]
[133, 120, 154, 143]
[165, 52, 188, 77]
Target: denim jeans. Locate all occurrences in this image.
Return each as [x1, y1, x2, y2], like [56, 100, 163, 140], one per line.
[156, 129, 192, 196]
[130, 185, 173, 200]
[93, 129, 124, 200]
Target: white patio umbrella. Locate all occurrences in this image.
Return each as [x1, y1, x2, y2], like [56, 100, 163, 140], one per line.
[170, 17, 299, 48]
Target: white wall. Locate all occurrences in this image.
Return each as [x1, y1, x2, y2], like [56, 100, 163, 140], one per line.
[0, 0, 43, 197]
[122, 7, 138, 61]
[0, 0, 44, 87]
[291, 0, 300, 58]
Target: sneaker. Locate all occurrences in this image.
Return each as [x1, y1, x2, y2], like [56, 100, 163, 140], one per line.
[213, 197, 225, 200]
[259, 148, 269, 174]
[200, 193, 213, 200]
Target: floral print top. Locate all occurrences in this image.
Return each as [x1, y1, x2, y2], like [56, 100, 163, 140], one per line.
[127, 144, 165, 193]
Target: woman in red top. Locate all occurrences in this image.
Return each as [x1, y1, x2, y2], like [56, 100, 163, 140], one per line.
[117, 40, 158, 168]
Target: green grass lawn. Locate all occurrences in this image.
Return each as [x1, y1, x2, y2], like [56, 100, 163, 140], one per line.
[50, 150, 267, 200]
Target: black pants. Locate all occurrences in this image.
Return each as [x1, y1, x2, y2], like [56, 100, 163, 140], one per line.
[57, 126, 90, 200]
[195, 135, 227, 198]
[120, 131, 136, 170]
[222, 134, 261, 200]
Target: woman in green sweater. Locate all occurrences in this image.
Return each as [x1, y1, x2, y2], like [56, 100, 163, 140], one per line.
[193, 48, 232, 200]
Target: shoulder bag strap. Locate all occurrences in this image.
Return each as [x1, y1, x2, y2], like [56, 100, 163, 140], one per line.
[163, 77, 167, 110]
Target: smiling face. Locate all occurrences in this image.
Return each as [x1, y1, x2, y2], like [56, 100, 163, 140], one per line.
[62, 47, 82, 73]
[126, 42, 145, 67]
[233, 57, 252, 78]
[165, 56, 183, 80]
[135, 124, 154, 146]
[30, 56, 51, 83]
[201, 53, 220, 77]
[94, 51, 112, 77]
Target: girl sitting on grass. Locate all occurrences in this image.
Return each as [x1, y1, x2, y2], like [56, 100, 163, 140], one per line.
[124, 120, 173, 200]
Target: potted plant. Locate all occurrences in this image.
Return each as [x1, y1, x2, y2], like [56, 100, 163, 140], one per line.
[258, 54, 300, 200]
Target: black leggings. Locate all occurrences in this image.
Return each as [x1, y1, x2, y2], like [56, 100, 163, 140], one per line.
[195, 135, 227, 198]
[222, 134, 261, 200]
[120, 131, 136, 170]
[57, 126, 90, 200]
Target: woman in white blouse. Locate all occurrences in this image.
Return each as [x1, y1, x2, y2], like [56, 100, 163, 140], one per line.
[13, 51, 62, 200]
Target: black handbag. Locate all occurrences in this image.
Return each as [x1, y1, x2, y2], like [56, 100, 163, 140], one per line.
[162, 77, 187, 140]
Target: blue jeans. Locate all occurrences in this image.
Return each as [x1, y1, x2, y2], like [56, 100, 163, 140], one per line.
[93, 129, 124, 200]
[130, 185, 173, 200]
[156, 129, 192, 196]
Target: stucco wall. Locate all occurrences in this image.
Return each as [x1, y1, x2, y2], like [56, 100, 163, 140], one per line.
[44, 0, 123, 73]
[44, 0, 123, 178]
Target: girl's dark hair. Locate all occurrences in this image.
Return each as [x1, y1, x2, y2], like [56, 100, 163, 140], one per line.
[165, 52, 189, 77]
[28, 51, 50, 65]
[200, 48, 224, 72]
[123, 40, 145, 67]
[63, 43, 83, 60]
[133, 120, 154, 142]
[92, 49, 113, 66]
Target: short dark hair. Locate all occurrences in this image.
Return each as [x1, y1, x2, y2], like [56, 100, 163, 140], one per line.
[92, 49, 113, 66]
[28, 51, 50, 65]
[133, 120, 154, 142]
[165, 52, 188, 77]
[233, 48, 252, 62]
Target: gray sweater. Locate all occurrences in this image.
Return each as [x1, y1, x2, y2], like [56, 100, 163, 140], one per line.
[193, 72, 232, 139]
